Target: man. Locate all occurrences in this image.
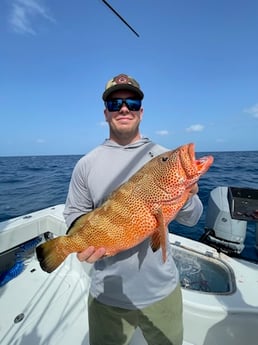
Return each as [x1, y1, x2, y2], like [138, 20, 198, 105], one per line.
[63, 73, 203, 345]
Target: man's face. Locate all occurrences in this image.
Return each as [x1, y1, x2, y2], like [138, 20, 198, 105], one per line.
[104, 90, 143, 142]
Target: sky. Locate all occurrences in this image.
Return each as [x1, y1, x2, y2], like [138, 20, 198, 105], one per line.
[0, 0, 258, 156]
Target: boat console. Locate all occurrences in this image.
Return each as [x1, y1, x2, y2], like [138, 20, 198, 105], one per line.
[201, 186, 258, 256]
[227, 186, 258, 222]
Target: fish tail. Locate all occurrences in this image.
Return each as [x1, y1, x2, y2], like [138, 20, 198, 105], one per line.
[36, 236, 69, 273]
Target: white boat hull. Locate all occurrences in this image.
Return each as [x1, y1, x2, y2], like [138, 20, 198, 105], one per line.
[0, 205, 257, 345]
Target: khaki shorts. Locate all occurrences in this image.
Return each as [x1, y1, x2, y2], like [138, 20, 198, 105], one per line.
[88, 283, 183, 345]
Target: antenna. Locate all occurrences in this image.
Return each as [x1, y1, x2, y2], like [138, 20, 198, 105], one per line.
[102, 0, 140, 37]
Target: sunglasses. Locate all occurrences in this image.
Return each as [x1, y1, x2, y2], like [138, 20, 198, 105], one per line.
[105, 98, 142, 112]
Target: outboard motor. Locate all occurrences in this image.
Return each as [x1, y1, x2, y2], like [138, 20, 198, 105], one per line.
[201, 186, 258, 255]
[201, 187, 246, 254]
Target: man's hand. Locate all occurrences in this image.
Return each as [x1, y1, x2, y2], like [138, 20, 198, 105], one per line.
[77, 246, 106, 264]
[186, 183, 199, 202]
[189, 183, 199, 197]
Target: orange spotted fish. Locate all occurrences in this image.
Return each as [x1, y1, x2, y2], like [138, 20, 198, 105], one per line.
[36, 143, 213, 273]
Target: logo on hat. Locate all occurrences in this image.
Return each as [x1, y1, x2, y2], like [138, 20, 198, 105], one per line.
[114, 74, 129, 85]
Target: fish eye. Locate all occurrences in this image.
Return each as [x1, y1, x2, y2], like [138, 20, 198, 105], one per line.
[161, 156, 168, 162]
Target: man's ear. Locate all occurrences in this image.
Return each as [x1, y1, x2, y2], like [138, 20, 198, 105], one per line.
[104, 108, 109, 121]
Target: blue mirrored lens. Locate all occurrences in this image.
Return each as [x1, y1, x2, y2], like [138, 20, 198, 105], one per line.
[106, 99, 141, 112]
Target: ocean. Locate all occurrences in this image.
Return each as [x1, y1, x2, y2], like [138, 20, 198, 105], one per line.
[0, 151, 257, 262]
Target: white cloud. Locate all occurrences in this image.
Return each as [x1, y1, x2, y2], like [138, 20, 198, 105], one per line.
[9, 0, 55, 35]
[98, 121, 108, 127]
[185, 124, 204, 132]
[244, 104, 258, 118]
[155, 130, 169, 136]
[36, 138, 45, 144]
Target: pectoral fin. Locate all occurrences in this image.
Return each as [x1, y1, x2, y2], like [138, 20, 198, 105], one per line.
[150, 207, 167, 262]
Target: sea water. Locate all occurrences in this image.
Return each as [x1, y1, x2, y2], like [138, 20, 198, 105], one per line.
[0, 150, 257, 261]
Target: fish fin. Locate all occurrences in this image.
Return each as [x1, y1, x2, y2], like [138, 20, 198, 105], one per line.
[151, 207, 167, 262]
[36, 236, 69, 273]
[150, 230, 161, 252]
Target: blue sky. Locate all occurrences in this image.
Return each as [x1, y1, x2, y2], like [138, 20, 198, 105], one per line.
[1, 0, 258, 156]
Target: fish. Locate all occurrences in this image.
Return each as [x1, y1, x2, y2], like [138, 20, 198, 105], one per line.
[36, 143, 213, 273]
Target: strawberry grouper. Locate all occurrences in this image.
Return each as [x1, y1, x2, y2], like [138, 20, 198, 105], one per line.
[37, 143, 213, 273]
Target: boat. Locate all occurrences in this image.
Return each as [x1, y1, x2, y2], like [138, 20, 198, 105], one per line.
[0, 186, 258, 345]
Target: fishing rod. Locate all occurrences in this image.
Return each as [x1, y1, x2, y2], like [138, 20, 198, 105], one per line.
[101, 0, 140, 37]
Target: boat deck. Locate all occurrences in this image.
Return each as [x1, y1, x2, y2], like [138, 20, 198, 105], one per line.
[0, 205, 258, 345]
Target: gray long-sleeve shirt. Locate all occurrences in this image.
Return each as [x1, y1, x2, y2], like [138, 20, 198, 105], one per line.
[64, 138, 203, 309]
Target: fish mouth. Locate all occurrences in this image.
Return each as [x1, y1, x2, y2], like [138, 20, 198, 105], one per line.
[188, 143, 214, 174]
[180, 143, 213, 177]
[195, 155, 214, 174]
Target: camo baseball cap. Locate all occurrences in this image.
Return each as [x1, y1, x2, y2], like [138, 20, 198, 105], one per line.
[102, 73, 144, 101]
